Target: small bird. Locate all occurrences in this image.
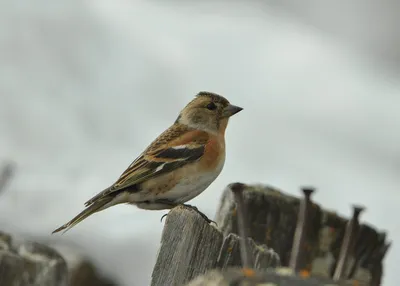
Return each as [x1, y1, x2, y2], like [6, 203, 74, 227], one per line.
[52, 91, 242, 234]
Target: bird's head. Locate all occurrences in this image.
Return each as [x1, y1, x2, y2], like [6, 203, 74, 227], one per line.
[176, 91, 243, 134]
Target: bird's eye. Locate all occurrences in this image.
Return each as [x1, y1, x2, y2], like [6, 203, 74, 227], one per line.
[206, 102, 217, 110]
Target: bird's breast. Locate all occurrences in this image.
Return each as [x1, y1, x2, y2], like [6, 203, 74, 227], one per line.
[201, 136, 225, 171]
[161, 165, 223, 203]
[140, 152, 225, 204]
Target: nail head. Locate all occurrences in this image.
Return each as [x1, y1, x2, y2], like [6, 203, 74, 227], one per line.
[301, 187, 315, 198]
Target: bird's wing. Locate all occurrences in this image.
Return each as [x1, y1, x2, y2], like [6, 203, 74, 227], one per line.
[84, 124, 209, 206]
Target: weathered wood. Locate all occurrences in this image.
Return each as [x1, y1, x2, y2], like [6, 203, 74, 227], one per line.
[185, 267, 370, 286]
[151, 183, 389, 286]
[0, 233, 68, 286]
[151, 205, 223, 286]
[217, 232, 280, 270]
[214, 184, 388, 284]
[151, 205, 282, 286]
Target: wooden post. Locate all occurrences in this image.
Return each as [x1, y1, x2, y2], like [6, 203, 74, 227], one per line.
[151, 183, 390, 286]
[214, 184, 388, 284]
[150, 204, 280, 286]
[151, 205, 223, 286]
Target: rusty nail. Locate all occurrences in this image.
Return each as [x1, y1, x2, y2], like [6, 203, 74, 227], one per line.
[302, 187, 315, 199]
[333, 204, 365, 281]
[229, 182, 253, 269]
[289, 187, 315, 272]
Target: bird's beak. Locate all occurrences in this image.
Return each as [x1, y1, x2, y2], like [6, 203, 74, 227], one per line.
[221, 104, 243, 118]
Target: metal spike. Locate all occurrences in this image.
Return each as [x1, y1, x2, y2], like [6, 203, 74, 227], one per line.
[333, 205, 365, 280]
[229, 182, 253, 269]
[289, 187, 315, 272]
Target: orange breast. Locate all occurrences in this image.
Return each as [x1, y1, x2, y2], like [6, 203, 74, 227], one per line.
[201, 136, 225, 171]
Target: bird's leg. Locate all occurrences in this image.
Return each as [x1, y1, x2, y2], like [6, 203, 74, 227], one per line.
[155, 199, 216, 225]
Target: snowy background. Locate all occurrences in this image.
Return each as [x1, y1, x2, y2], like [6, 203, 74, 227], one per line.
[1, 1, 399, 285]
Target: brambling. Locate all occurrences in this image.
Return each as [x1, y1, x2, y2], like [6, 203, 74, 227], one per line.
[52, 91, 242, 233]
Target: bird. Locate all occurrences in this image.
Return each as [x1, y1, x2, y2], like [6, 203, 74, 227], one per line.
[52, 91, 243, 234]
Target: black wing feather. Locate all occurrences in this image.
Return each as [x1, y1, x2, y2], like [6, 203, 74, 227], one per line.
[154, 146, 205, 160]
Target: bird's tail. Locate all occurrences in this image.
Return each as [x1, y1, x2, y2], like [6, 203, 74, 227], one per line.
[52, 196, 114, 234]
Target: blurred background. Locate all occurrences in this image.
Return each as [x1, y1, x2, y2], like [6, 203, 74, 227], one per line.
[0, 0, 399, 285]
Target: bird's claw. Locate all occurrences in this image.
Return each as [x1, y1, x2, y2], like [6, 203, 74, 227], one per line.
[160, 213, 168, 223]
[159, 204, 217, 226]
